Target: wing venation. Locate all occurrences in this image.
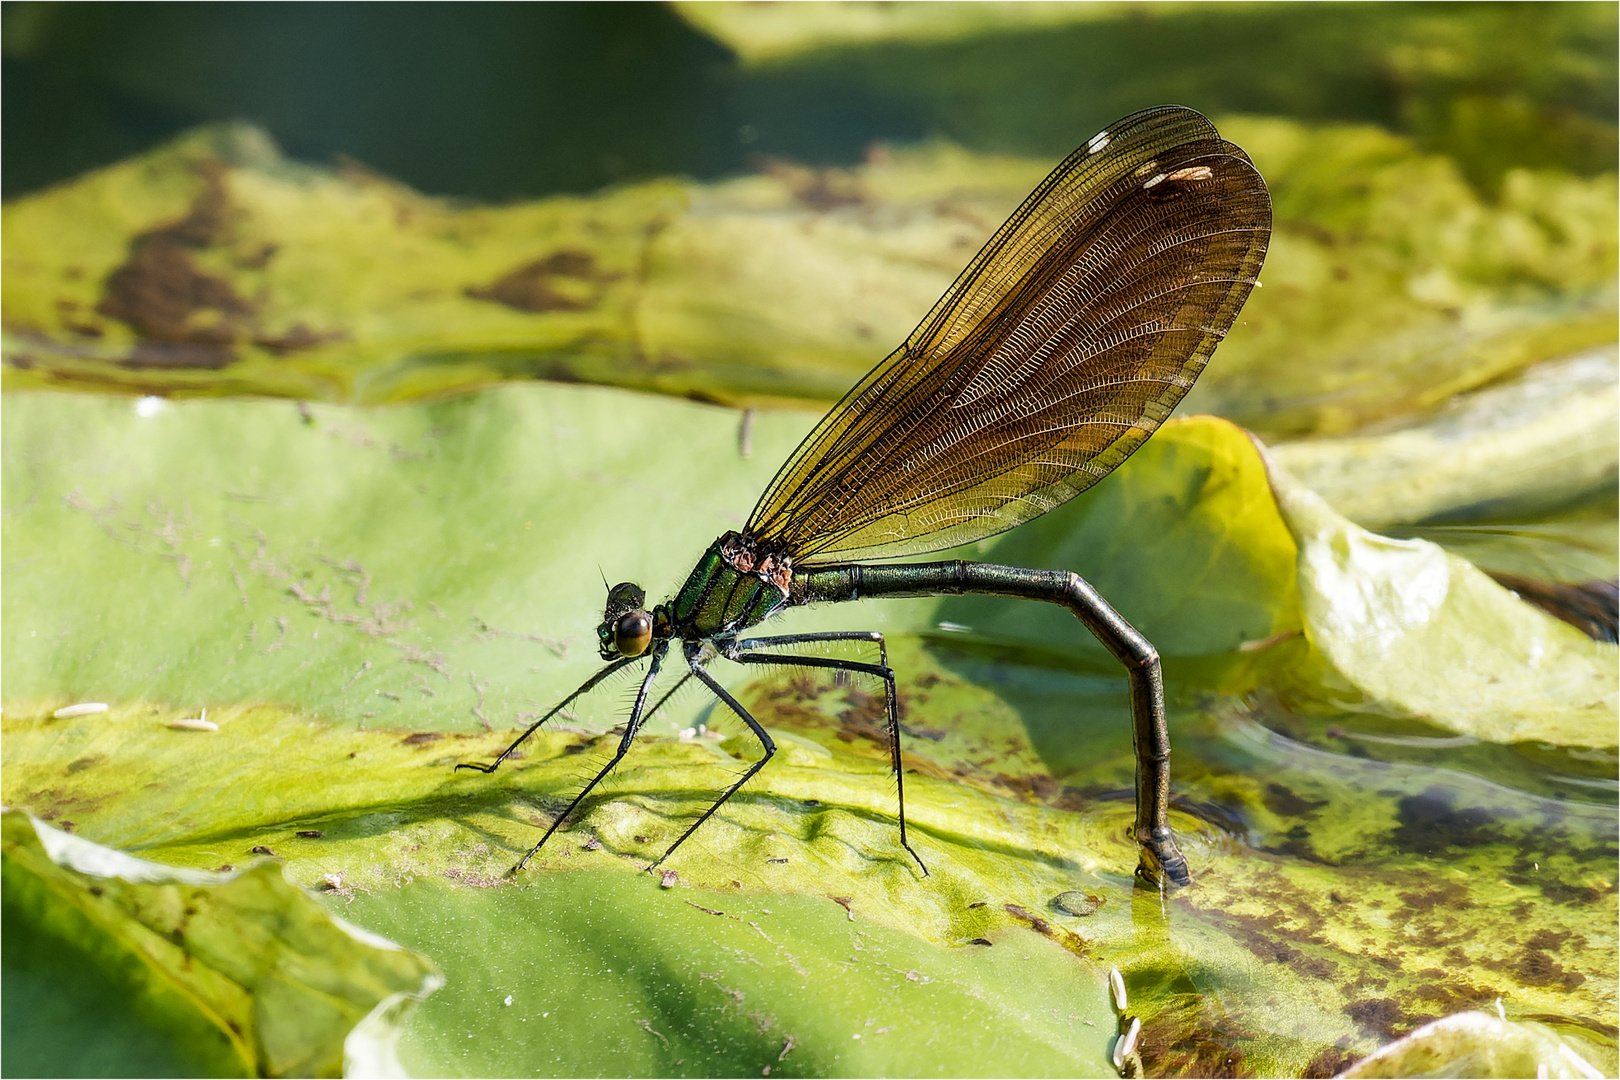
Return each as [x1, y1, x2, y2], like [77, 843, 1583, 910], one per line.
[747, 105, 1272, 565]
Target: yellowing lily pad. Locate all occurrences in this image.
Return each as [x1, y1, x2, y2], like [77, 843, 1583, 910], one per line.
[1269, 348, 1618, 531]
[4, 119, 1613, 442]
[1263, 445, 1619, 747]
[1340, 1011, 1605, 1079]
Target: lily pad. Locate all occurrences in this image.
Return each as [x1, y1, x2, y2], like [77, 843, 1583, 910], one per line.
[1268, 348, 1619, 531]
[1338, 1011, 1604, 1079]
[677, 4, 1618, 186]
[3, 385, 1615, 1078]
[1263, 444, 1619, 747]
[0, 809, 440, 1078]
[4, 119, 1613, 441]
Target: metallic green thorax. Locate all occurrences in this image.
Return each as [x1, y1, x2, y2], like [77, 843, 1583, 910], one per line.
[665, 533, 789, 639]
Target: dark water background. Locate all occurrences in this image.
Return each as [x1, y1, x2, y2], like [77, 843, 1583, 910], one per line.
[4, 1, 1615, 201]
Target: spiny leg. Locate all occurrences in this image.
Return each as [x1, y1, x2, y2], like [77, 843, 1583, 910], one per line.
[456, 655, 640, 775]
[647, 644, 777, 872]
[731, 634, 927, 876]
[735, 630, 886, 651]
[512, 644, 667, 872]
[641, 672, 694, 726]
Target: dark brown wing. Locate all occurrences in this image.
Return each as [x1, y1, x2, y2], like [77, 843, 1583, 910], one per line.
[747, 105, 1271, 565]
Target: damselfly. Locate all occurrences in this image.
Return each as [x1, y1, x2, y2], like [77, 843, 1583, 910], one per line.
[459, 105, 1272, 887]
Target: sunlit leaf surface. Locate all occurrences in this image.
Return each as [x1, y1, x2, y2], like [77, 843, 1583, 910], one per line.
[1268, 348, 1618, 533]
[3, 389, 1614, 1077]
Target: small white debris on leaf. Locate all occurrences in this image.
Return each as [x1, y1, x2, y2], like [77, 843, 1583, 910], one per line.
[660, 870, 678, 888]
[53, 703, 108, 719]
[168, 707, 217, 731]
[1113, 1016, 1141, 1071]
[504, 994, 513, 1006]
[1109, 965, 1128, 1012]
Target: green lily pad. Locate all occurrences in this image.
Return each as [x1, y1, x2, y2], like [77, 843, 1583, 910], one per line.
[682, 3, 1617, 194]
[1, 809, 440, 1078]
[4, 385, 1614, 1077]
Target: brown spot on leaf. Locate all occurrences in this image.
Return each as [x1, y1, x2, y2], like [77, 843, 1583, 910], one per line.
[1397, 880, 1472, 913]
[1003, 903, 1088, 957]
[752, 156, 865, 210]
[1391, 786, 1510, 854]
[1261, 782, 1327, 818]
[1510, 944, 1586, 990]
[1136, 994, 1255, 1078]
[96, 163, 339, 367]
[465, 249, 619, 312]
[401, 732, 443, 746]
[1301, 1044, 1357, 1078]
[1345, 996, 1406, 1039]
[994, 771, 1061, 802]
[98, 165, 252, 369]
[1536, 878, 1612, 906]
[257, 323, 339, 356]
[1195, 907, 1338, 980]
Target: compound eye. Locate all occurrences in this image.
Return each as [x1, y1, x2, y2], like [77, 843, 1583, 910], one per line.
[614, 610, 653, 657]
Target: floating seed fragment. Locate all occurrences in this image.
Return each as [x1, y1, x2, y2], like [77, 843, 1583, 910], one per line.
[169, 708, 216, 731]
[1113, 1016, 1140, 1071]
[1109, 966, 1128, 1012]
[53, 703, 108, 719]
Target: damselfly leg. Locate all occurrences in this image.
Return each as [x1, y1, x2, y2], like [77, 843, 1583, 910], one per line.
[797, 560, 1191, 886]
[455, 655, 640, 775]
[646, 640, 779, 871]
[728, 630, 927, 875]
[509, 645, 667, 872]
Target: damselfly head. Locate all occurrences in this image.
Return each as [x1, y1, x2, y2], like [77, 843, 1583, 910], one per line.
[598, 581, 653, 659]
